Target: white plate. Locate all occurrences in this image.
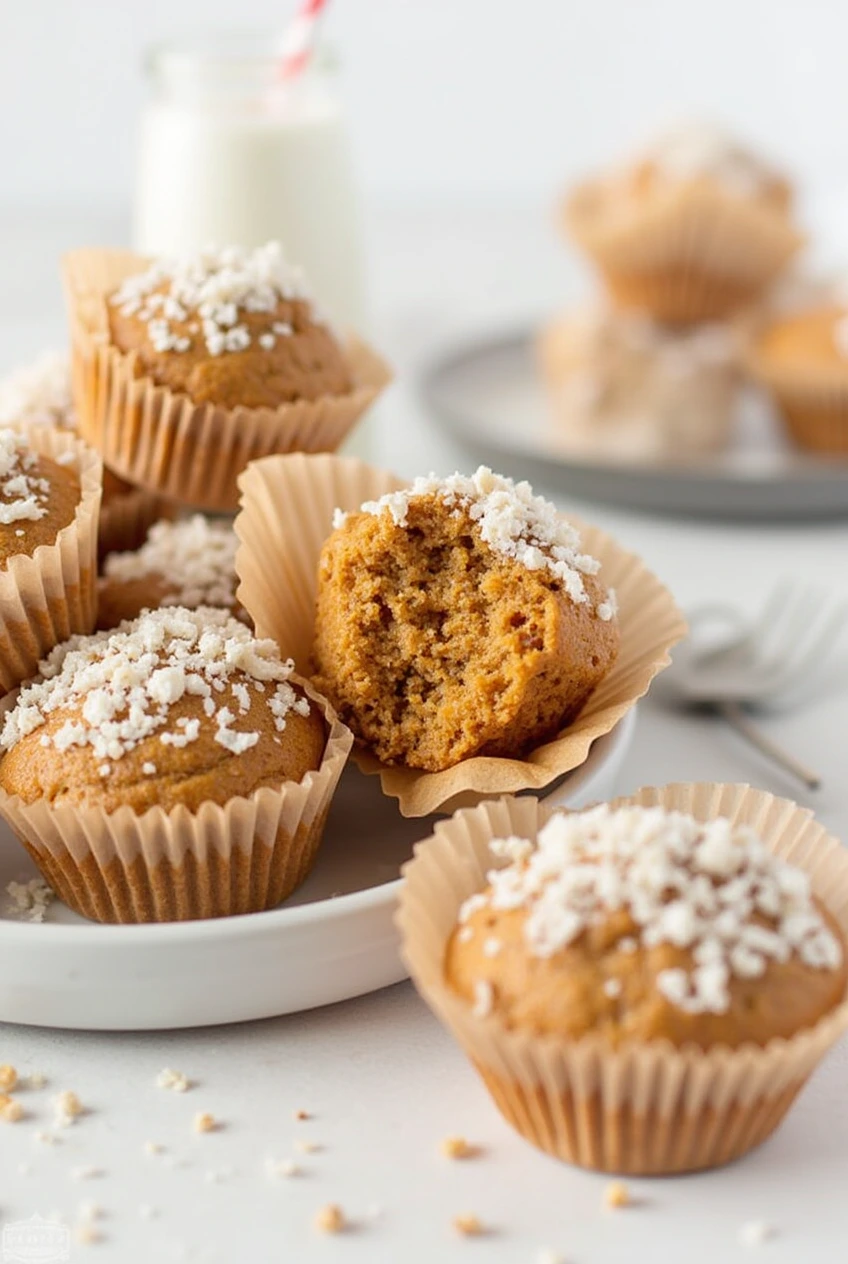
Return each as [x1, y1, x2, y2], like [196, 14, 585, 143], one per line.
[421, 326, 848, 520]
[0, 710, 635, 1031]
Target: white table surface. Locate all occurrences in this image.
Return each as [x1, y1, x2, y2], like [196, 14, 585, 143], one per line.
[1, 205, 848, 1262]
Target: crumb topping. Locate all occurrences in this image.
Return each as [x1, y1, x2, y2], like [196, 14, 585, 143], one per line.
[110, 242, 308, 358]
[0, 351, 74, 429]
[0, 607, 310, 775]
[5, 876, 55, 922]
[342, 466, 614, 617]
[0, 428, 52, 524]
[103, 515, 238, 610]
[641, 121, 778, 197]
[461, 804, 842, 1017]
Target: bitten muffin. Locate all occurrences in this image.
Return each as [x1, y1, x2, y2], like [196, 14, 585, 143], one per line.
[445, 804, 846, 1050]
[0, 349, 169, 558]
[564, 122, 802, 324]
[0, 606, 348, 922]
[749, 298, 848, 455]
[0, 427, 81, 567]
[108, 243, 352, 409]
[538, 308, 739, 461]
[97, 514, 243, 631]
[313, 467, 619, 772]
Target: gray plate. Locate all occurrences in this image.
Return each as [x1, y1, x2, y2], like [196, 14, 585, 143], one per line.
[420, 325, 848, 520]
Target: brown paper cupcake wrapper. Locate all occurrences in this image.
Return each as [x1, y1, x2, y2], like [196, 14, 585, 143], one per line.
[1, 422, 101, 693]
[234, 453, 687, 818]
[747, 351, 848, 456]
[0, 679, 352, 923]
[397, 782, 848, 1175]
[62, 248, 393, 513]
[565, 181, 802, 324]
[98, 484, 176, 562]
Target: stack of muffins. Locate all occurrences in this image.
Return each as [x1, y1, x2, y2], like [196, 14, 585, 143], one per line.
[542, 120, 848, 461]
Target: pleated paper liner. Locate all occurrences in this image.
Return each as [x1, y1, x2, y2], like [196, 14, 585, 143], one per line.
[564, 180, 803, 324]
[0, 680, 352, 924]
[746, 350, 848, 456]
[62, 248, 393, 513]
[397, 782, 848, 1175]
[234, 453, 687, 818]
[98, 481, 175, 562]
[0, 422, 101, 694]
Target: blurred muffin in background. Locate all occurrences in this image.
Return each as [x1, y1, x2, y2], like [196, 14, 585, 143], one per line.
[564, 122, 802, 325]
[0, 349, 170, 559]
[538, 307, 740, 462]
[748, 282, 848, 455]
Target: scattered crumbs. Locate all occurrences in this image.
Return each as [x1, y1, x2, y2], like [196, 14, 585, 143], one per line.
[77, 1200, 102, 1222]
[537, 1252, 566, 1264]
[618, 937, 638, 954]
[266, 1157, 300, 1180]
[34, 1129, 60, 1145]
[471, 979, 493, 1019]
[27, 1071, 48, 1090]
[71, 1165, 103, 1181]
[17, 1161, 32, 1175]
[453, 1213, 485, 1237]
[0, 1063, 18, 1091]
[73, 1221, 101, 1246]
[143, 1140, 164, 1155]
[457, 926, 474, 944]
[294, 1109, 311, 1121]
[482, 938, 502, 958]
[142, 761, 157, 776]
[0, 1094, 24, 1122]
[604, 1181, 630, 1209]
[5, 876, 55, 923]
[314, 1204, 346, 1234]
[138, 1204, 158, 1221]
[54, 1089, 84, 1127]
[440, 1136, 480, 1160]
[156, 1068, 190, 1093]
[739, 1221, 776, 1247]
[193, 1111, 218, 1134]
[603, 978, 623, 999]
[295, 1138, 322, 1154]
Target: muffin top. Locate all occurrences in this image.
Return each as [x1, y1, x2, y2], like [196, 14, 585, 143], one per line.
[97, 515, 242, 631]
[445, 803, 846, 1049]
[0, 351, 74, 430]
[754, 302, 848, 372]
[628, 122, 791, 205]
[334, 466, 617, 621]
[0, 427, 81, 567]
[0, 606, 325, 814]
[107, 242, 353, 409]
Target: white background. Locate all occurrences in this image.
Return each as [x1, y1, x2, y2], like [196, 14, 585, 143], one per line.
[3, 0, 848, 212]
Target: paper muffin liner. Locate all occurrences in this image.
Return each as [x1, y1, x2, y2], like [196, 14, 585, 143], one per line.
[565, 181, 802, 324]
[234, 453, 687, 818]
[0, 679, 352, 924]
[98, 482, 175, 562]
[62, 248, 393, 513]
[397, 782, 848, 1175]
[746, 351, 848, 455]
[0, 422, 101, 694]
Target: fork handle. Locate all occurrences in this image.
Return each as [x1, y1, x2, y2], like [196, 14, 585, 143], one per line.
[716, 701, 821, 791]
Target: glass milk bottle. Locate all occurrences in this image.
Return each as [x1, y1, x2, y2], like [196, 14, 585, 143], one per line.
[132, 33, 372, 454]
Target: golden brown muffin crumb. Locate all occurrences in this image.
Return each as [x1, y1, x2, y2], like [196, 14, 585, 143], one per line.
[108, 243, 352, 409]
[314, 468, 618, 771]
[452, 1214, 485, 1237]
[0, 428, 80, 568]
[314, 1204, 346, 1234]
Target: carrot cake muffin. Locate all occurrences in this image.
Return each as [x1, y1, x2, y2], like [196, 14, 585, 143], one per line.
[0, 426, 81, 566]
[749, 296, 848, 454]
[313, 467, 619, 772]
[446, 803, 846, 1049]
[97, 514, 243, 630]
[0, 349, 168, 557]
[539, 308, 739, 460]
[107, 242, 352, 409]
[564, 122, 802, 324]
[0, 606, 344, 922]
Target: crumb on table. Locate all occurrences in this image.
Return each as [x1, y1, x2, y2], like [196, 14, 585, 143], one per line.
[314, 1204, 346, 1234]
[604, 1181, 630, 1209]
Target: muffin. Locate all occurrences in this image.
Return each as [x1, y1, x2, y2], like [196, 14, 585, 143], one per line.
[313, 467, 619, 772]
[97, 514, 243, 631]
[748, 297, 848, 455]
[0, 349, 170, 559]
[0, 606, 352, 923]
[0, 423, 101, 693]
[564, 122, 802, 324]
[399, 784, 848, 1174]
[63, 243, 391, 511]
[538, 308, 739, 461]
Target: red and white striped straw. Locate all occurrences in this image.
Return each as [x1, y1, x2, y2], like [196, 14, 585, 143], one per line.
[276, 0, 328, 81]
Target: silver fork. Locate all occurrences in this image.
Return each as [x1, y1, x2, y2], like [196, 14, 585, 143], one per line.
[663, 581, 848, 789]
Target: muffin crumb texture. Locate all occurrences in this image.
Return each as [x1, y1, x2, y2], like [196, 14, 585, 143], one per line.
[446, 804, 846, 1048]
[0, 607, 322, 814]
[314, 468, 619, 771]
[108, 242, 352, 409]
[0, 428, 81, 568]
